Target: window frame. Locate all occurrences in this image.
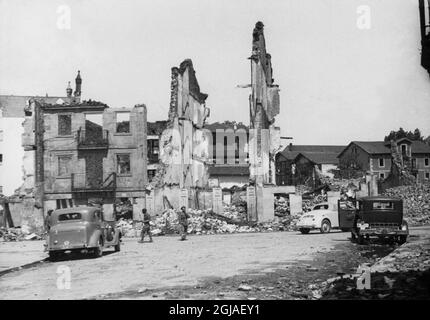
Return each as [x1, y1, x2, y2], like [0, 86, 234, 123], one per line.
[425, 172, 430, 180]
[425, 158, 429, 167]
[378, 158, 385, 168]
[116, 153, 131, 176]
[57, 114, 73, 136]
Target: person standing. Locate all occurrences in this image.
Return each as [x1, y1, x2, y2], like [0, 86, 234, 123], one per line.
[178, 206, 190, 241]
[139, 208, 153, 243]
[45, 209, 53, 232]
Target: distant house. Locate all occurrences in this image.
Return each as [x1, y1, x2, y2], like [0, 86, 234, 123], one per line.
[275, 144, 345, 185]
[204, 121, 250, 189]
[337, 139, 430, 183]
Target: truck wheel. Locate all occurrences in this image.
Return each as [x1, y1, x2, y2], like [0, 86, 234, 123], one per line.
[320, 219, 331, 233]
[93, 238, 103, 258]
[299, 228, 310, 234]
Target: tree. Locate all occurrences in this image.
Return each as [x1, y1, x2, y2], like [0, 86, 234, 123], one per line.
[384, 128, 424, 142]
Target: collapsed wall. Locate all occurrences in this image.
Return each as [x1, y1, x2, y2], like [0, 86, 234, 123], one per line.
[149, 59, 212, 210]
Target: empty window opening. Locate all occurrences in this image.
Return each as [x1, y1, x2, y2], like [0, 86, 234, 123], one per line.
[116, 112, 130, 133]
[117, 154, 131, 175]
[148, 169, 156, 181]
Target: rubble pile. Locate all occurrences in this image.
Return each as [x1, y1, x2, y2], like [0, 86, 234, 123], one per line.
[302, 197, 327, 212]
[0, 227, 42, 242]
[383, 184, 430, 225]
[222, 204, 247, 221]
[274, 197, 289, 216]
[119, 207, 300, 238]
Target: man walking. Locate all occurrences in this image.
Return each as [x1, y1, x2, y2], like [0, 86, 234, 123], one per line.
[178, 206, 190, 241]
[139, 208, 153, 243]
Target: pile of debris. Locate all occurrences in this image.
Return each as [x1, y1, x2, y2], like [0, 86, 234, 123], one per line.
[383, 184, 430, 226]
[118, 207, 300, 238]
[275, 197, 289, 216]
[222, 204, 247, 221]
[0, 227, 42, 242]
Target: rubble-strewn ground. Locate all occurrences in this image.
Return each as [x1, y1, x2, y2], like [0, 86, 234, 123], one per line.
[1, 227, 428, 300]
[320, 228, 430, 300]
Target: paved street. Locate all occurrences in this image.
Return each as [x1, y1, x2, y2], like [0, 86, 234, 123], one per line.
[0, 227, 428, 300]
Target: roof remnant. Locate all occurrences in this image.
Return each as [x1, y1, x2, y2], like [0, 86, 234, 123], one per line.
[294, 152, 340, 165]
[278, 145, 346, 161]
[339, 141, 430, 157]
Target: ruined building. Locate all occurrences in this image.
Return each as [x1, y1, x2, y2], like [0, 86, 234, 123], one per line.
[248, 21, 281, 186]
[158, 59, 211, 189]
[20, 72, 148, 230]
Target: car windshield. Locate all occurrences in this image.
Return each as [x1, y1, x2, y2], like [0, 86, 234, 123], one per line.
[313, 205, 328, 210]
[58, 212, 82, 221]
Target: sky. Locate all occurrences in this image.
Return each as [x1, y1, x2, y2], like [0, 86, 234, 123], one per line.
[1, 0, 429, 145]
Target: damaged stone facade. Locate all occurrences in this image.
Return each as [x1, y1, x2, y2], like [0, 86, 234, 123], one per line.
[21, 97, 148, 229]
[248, 21, 282, 186]
[158, 59, 211, 189]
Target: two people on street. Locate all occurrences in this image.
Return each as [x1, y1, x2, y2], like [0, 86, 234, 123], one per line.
[138, 206, 190, 242]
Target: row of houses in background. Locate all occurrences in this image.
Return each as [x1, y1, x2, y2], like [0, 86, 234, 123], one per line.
[275, 139, 430, 187]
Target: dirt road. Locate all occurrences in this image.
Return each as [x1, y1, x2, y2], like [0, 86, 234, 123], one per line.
[1, 228, 427, 300]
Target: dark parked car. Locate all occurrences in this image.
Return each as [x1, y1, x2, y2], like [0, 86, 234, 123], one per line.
[47, 206, 121, 260]
[339, 196, 409, 245]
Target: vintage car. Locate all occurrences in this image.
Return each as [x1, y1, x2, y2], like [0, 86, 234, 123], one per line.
[297, 202, 344, 234]
[47, 206, 122, 260]
[338, 196, 409, 245]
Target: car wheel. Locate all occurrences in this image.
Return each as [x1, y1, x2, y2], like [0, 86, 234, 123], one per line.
[299, 228, 310, 234]
[320, 219, 331, 233]
[93, 238, 103, 258]
[114, 240, 121, 252]
[398, 235, 407, 245]
[48, 251, 60, 262]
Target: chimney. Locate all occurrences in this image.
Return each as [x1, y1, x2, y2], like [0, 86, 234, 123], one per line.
[66, 81, 72, 97]
[288, 142, 293, 151]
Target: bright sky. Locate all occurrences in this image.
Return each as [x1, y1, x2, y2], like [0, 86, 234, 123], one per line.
[1, 0, 429, 145]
